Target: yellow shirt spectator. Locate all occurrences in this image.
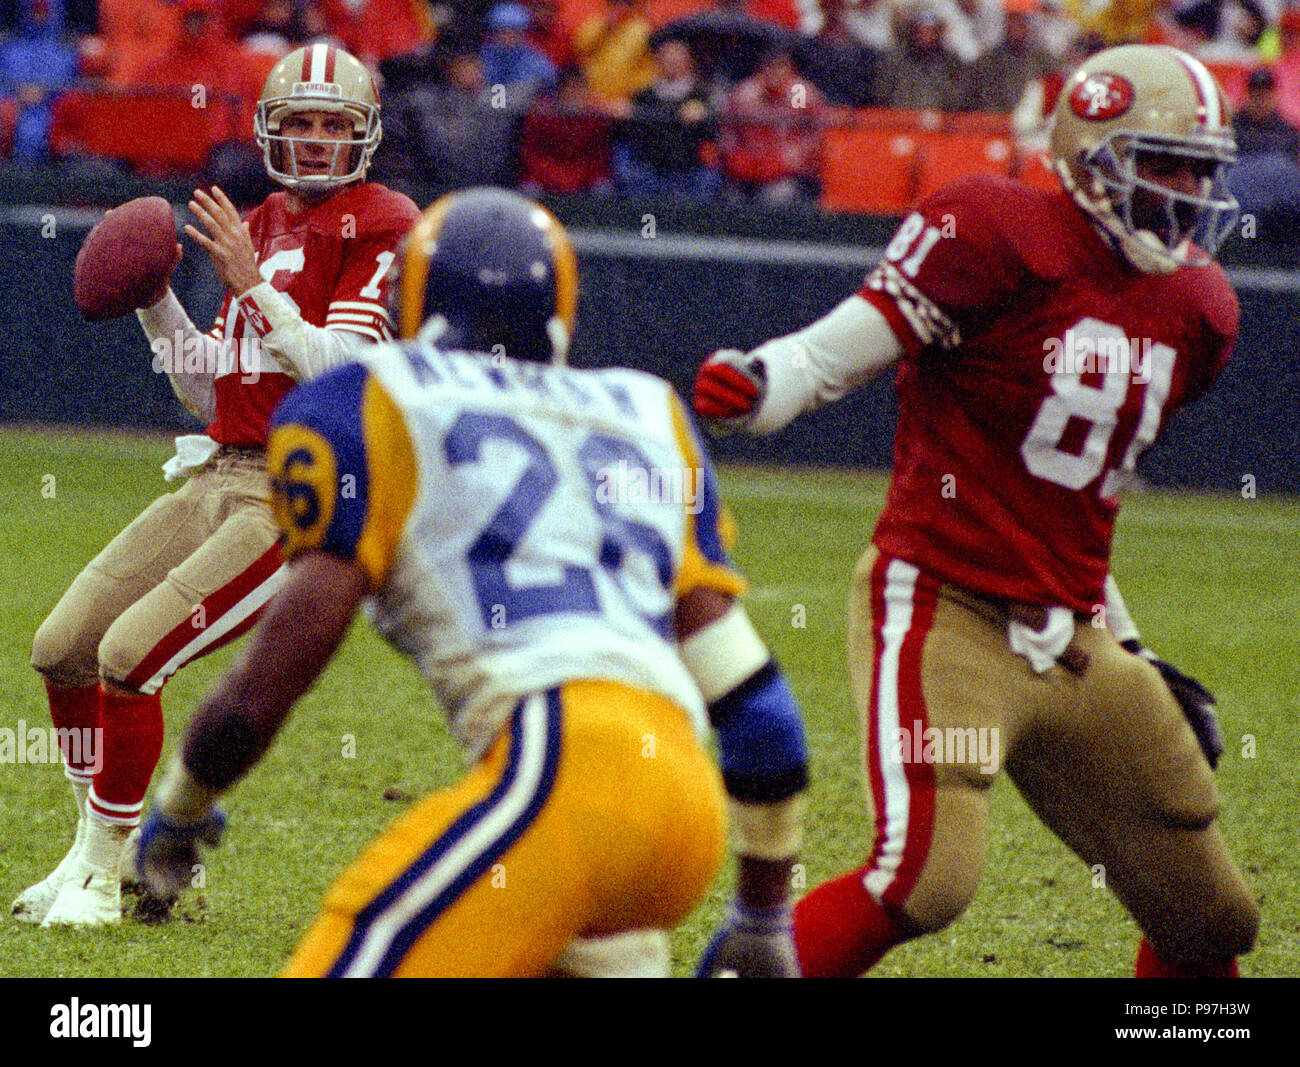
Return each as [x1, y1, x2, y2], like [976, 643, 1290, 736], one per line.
[574, 2, 658, 102]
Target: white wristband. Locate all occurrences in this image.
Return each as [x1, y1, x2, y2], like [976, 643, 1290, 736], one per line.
[678, 604, 770, 704]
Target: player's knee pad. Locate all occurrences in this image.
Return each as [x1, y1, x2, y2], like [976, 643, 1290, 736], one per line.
[1151, 756, 1220, 830]
[710, 661, 809, 804]
[1204, 886, 1260, 959]
[904, 881, 978, 934]
[30, 612, 99, 689]
[551, 929, 670, 978]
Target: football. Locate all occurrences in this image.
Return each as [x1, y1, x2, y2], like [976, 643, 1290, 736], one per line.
[74, 196, 179, 321]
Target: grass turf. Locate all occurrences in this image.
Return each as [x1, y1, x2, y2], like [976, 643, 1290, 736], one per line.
[0, 426, 1295, 977]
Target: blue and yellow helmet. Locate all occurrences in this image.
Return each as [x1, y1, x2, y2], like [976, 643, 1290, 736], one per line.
[393, 187, 579, 363]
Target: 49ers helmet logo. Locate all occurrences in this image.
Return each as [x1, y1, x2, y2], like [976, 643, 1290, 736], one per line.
[1069, 72, 1135, 121]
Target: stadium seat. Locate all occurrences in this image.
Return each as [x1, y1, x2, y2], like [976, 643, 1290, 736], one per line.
[1016, 148, 1061, 192]
[913, 131, 1014, 201]
[820, 126, 919, 214]
[51, 89, 240, 176]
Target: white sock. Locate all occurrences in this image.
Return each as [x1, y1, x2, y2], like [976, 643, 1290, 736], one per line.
[81, 815, 132, 874]
[69, 776, 90, 825]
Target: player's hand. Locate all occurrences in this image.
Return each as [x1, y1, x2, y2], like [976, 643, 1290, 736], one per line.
[185, 186, 263, 298]
[696, 901, 800, 977]
[693, 350, 767, 433]
[1122, 640, 1224, 769]
[136, 808, 227, 900]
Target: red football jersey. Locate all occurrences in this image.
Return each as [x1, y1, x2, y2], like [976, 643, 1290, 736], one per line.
[861, 175, 1238, 613]
[205, 181, 420, 446]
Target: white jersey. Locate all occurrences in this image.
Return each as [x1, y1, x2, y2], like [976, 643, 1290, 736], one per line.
[266, 342, 746, 757]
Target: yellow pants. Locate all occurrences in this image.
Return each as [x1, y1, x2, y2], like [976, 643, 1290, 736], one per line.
[283, 680, 727, 977]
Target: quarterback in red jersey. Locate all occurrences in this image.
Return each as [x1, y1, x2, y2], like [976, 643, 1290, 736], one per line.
[694, 44, 1259, 977]
[15, 43, 419, 927]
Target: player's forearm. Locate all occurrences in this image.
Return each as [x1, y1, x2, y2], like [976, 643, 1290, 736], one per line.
[175, 555, 366, 797]
[136, 288, 218, 420]
[236, 282, 371, 380]
[748, 295, 903, 434]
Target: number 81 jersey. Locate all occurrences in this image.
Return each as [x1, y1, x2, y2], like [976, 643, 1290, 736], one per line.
[267, 343, 745, 757]
[860, 174, 1239, 613]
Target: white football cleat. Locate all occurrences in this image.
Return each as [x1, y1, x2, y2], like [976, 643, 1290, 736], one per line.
[41, 858, 122, 927]
[11, 819, 85, 925]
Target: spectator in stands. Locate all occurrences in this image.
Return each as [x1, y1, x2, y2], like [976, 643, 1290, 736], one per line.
[526, 0, 576, 69]
[963, 0, 1053, 113]
[482, 2, 558, 92]
[240, 0, 304, 54]
[1188, 1, 1270, 65]
[1060, 0, 1162, 46]
[1, 0, 93, 34]
[0, 0, 78, 161]
[116, 0, 245, 106]
[844, 0, 899, 52]
[1011, 28, 1104, 149]
[574, 0, 657, 106]
[349, 0, 439, 65]
[423, 1, 487, 52]
[613, 36, 721, 198]
[941, 0, 1005, 62]
[519, 64, 613, 194]
[379, 49, 523, 190]
[872, 3, 968, 111]
[719, 45, 827, 205]
[1229, 65, 1300, 238]
[797, 0, 883, 107]
[1234, 66, 1300, 156]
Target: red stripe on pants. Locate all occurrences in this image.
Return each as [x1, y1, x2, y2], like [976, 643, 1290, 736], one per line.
[863, 557, 941, 915]
[123, 543, 282, 692]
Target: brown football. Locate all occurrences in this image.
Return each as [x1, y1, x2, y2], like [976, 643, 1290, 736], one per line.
[74, 196, 179, 321]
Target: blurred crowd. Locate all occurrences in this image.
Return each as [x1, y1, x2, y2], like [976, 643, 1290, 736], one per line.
[4, 0, 1300, 219]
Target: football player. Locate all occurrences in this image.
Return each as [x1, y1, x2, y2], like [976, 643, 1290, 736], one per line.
[133, 187, 810, 977]
[692, 44, 1260, 977]
[16, 44, 420, 926]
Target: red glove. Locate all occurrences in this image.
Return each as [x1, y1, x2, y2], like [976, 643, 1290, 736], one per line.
[693, 350, 767, 432]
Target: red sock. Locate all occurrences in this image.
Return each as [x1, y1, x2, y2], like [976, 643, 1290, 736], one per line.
[793, 867, 916, 977]
[1135, 939, 1239, 978]
[45, 681, 101, 784]
[89, 687, 164, 827]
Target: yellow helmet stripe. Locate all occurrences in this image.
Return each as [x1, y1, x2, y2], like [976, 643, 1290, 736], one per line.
[398, 193, 458, 340]
[535, 202, 578, 334]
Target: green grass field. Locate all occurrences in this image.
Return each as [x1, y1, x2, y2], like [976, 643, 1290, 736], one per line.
[0, 426, 1296, 978]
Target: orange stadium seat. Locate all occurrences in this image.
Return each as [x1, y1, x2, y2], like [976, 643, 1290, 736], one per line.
[913, 131, 1014, 201]
[52, 89, 240, 175]
[1015, 148, 1061, 192]
[820, 127, 919, 214]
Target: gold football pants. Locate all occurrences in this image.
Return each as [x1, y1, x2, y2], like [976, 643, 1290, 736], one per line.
[849, 546, 1258, 965]
[283, 680, 727, 977]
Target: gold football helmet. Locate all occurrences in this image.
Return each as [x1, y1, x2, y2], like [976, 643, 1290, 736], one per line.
[254, 44, 382, 194]
[1050, 44, 1238, 273]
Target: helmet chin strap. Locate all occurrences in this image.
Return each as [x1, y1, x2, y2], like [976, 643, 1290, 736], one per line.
[1055, 160, 1184, 274]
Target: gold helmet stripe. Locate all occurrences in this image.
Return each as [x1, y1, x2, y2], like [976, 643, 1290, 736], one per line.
[398, 193, 458, 340]
[534, 202, 578, 334]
